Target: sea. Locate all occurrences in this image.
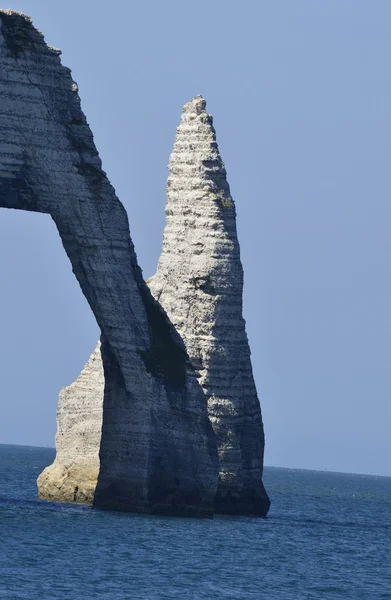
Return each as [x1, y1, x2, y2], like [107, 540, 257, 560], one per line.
[0, 444, 390, 600]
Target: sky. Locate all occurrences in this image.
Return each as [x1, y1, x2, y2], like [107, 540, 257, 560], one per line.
[0, 0, 390, 476]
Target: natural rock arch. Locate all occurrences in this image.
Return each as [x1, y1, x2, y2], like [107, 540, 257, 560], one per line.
[0, 10, 218, 516]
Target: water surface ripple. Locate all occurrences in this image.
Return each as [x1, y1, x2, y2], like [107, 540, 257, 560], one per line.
[0, 445, 390, 599]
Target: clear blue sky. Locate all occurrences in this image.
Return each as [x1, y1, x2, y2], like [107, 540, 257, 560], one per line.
[1, 0, 390, 476]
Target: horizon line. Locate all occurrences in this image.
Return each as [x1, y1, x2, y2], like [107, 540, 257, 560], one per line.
[1, 442, 389, 480]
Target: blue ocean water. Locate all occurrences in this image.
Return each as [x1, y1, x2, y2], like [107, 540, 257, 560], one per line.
[0, 444, 390, 600]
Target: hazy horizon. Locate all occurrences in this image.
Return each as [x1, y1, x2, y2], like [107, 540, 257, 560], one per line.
[1, 0, 390, 477]
[2, 442, 390, 480]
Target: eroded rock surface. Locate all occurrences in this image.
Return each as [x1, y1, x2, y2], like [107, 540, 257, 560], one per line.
[0, 11, 218, 516]
[47, 95, 270, 516]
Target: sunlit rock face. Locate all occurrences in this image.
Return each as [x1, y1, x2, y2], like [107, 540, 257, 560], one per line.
[0, 11, 218, 517]
[149, 96, 270, 516]
[38, 344, 104, 504]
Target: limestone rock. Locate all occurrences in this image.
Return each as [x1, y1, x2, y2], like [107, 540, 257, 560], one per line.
[149, 96, 270, 516]
[0, 11, 218, 516]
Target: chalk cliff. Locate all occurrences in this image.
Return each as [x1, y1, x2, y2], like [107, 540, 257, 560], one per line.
[43, 95, 270, 516]
[0, 10, 218, 516]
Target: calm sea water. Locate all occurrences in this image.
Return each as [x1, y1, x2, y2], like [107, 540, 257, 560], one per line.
[0, 444, 390, 599]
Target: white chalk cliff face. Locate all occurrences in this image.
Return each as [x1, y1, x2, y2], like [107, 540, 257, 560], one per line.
[149, 96, 270, 516]
[0, 11, 218, 516]
[45, 96, 270, 516]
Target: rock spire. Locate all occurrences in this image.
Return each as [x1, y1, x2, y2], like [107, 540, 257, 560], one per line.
[149, 96, 270, 516]
[0, 11, 218, 516]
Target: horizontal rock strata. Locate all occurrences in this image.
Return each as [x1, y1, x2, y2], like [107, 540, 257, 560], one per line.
[0, 11, 218, 517]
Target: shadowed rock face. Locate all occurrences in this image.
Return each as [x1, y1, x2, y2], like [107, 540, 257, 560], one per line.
[45, 95, 270, 516]
[0, 11, 218, 516]
[149, 96, 270, 516]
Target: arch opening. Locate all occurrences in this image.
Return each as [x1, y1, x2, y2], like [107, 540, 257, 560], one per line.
[0, 209, 99, 447]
